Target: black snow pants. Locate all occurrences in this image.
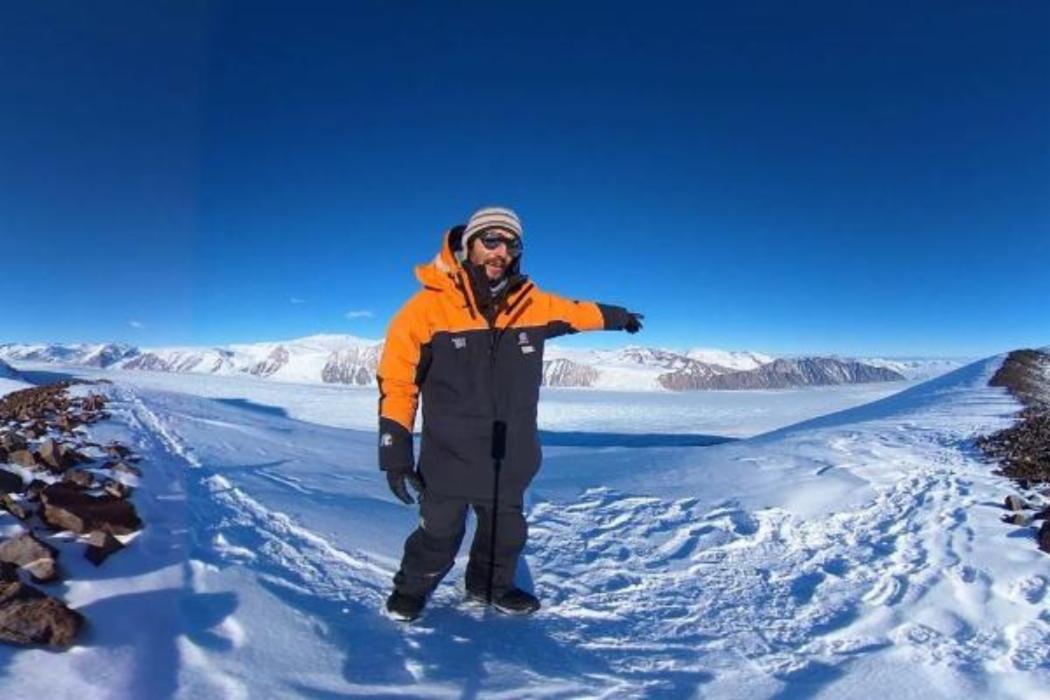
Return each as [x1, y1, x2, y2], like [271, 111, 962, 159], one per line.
[393, 490, 527, 599]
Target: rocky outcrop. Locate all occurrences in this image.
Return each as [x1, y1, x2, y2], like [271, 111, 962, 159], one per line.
[249, 345, 290, 377]
[656, 361, 732, 391]
[0, 532, 59, 583]
[977, 349, 1050, 484]
[321, 346, 380, 385]
[660, 357, 906, 391]
[541, 359, 600, 388]
[978, 349, 1050, 557]
[0, 381, 147, 649]
[40, 483, 142, 535]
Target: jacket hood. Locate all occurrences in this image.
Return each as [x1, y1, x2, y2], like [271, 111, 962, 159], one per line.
[414, 226, 465, 291]
[414, 225, 523, 291]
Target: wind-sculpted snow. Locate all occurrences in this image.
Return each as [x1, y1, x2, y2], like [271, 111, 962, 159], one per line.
[0, 355, 1045, 698]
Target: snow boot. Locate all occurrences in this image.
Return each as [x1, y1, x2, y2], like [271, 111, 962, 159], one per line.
[465, 587, 540, 616]
[385, 590, 426, 622]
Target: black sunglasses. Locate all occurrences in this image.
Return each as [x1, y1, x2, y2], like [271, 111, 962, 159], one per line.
[478, 231, 523, 255]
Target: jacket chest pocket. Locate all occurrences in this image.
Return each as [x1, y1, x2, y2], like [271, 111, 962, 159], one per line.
[426, 329, 492, 409]
[497, 327, 545, 406]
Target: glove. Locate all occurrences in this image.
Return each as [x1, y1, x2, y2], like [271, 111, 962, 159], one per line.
[386, 468, 424, 505]
[624, 311, 644, 334]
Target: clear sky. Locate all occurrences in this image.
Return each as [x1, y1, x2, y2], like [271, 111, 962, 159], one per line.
[1, 1, 1047, 358]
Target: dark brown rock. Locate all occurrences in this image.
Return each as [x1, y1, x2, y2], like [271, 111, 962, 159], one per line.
[84, 530, 125, 566]
[7, 450, 38, 469]
[1040, 520, 1050, 554]
[0, 469, 24, 494]
[0, 580, 83, 647]
[0, 532, 58, 583]
[40, 483, 142, 535]
[24, 480, 46, 502]
[37, 438, 76, 472]
[0, 562, 16, 582]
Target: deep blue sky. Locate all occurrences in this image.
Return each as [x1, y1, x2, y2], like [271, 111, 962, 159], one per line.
[2, 1, 1047, 357]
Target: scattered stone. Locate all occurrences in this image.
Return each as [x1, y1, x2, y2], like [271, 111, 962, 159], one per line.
[0, 469, 24, 494]
[84, 530, 124, 566]
[1033, 507, 1050, 521]
[61, 469, 94, 489]
[81, 395, 105, 411]
[1004, 494, 1031, 512]
[37, 438, 77, 472]
[104, 442, 131, 460]
[1002, 512, 1031, 527]
[7, 450, 38, 469]
[0, 562, 16, 582]
[0, 494, 29, 520]
[1040, 520, 1050, 554]
[102, 480, 132, 500]
[0, 532, 58, 583]
[0, 579, 83, 647]
[106, 461, 142, 477]
[40, 483, 142, 535]
[0, 431, 27, 452]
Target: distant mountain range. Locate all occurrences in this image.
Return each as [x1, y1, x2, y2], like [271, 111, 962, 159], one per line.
[0, 336, 963, 391]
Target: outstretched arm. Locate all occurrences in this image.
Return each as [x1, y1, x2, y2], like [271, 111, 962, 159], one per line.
[540, 290, 644, 338]
[376, 294, 432, 502]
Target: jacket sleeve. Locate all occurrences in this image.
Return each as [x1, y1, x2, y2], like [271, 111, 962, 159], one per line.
[538, 289, 633, 339]
[377, 293, 432, 473]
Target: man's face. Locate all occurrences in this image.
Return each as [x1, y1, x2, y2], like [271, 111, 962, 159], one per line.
[468, 229, 520, 281]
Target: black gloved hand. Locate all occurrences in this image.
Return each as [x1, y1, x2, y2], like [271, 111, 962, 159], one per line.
[386, 468, 424, 505]
[624, 311, 644, 334]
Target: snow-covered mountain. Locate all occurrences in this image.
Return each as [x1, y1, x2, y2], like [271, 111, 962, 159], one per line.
[0, 342, 135, 367]
[1, 338, 960, 391]
[860, 356, 974, 381]
[685, 347, 774, 371]
[0, 335, 383, 387]
[544, 346, 915, 391]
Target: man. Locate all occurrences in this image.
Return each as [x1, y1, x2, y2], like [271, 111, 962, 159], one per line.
[378, 206, 643, 621]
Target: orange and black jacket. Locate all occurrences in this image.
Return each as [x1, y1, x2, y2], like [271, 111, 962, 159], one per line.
[378, 226, 634, 501]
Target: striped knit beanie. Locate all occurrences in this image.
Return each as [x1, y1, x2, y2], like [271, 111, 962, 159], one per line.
[457, 206, 523, 261]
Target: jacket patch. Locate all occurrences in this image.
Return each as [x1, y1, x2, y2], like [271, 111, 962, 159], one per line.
[517, 331, 530, 346]
[452, 337, 467, 349]
[521, 345, 535, 354]
[380, 433, 393, 447]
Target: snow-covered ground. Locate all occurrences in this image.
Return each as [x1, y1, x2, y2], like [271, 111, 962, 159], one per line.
[1, 356, 1046, 698]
